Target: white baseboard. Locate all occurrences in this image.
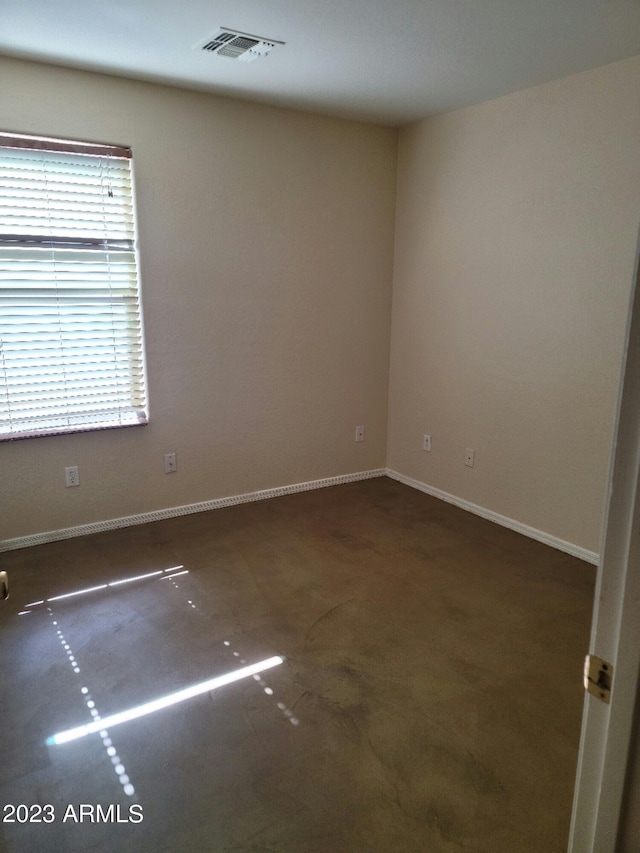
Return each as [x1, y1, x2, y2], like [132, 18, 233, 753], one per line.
[0, 469, 387, 552]
[1, 466, 600, 565]
[385, 468, 599, 566]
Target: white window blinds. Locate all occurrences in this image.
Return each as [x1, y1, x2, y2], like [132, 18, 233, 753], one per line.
[0, 133, 148, 440]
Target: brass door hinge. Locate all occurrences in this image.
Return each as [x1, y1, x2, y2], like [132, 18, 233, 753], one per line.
[584, 654, 613, 703]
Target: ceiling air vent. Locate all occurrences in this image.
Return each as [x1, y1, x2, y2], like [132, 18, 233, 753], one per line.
[201, 28, 284, 62]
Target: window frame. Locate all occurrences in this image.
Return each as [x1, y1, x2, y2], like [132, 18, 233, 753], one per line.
[0, 131, 149, 441]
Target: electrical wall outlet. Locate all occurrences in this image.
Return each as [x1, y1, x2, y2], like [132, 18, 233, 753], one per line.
[65, 466, 80, 487]
[164, 453, 177, 474]
[355, 426, 365, 442]
[423, 434, 431, 451]
[465, 448, 475, 468]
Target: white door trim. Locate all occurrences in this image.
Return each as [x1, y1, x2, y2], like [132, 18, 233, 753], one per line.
[569, 231, 640, 851]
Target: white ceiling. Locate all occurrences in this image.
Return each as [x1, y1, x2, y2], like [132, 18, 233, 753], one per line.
[2, 0, 640, 126]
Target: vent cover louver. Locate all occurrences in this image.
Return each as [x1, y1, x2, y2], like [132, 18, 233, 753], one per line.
[201, 28, 283, 62]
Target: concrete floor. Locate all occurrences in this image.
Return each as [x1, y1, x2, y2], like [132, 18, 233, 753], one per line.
[0, 477, 595, 852]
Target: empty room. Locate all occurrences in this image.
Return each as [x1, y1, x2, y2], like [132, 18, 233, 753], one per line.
[1, 2, 640, 851]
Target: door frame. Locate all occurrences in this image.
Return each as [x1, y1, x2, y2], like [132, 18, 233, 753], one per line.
[568, 232, 640, 851]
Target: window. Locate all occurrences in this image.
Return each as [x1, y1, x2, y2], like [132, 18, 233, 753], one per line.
[0, 132, 148, 440]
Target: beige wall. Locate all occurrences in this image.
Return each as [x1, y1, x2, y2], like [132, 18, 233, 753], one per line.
[0, 58, 397, 541]
[2, 55, 640, 555]
[388, 56, 640, 555]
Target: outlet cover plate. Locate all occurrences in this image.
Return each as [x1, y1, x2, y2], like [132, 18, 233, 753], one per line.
[65, 466, 80, 487]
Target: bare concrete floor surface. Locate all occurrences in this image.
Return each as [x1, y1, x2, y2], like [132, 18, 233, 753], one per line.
[0, 477, 595, 852]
